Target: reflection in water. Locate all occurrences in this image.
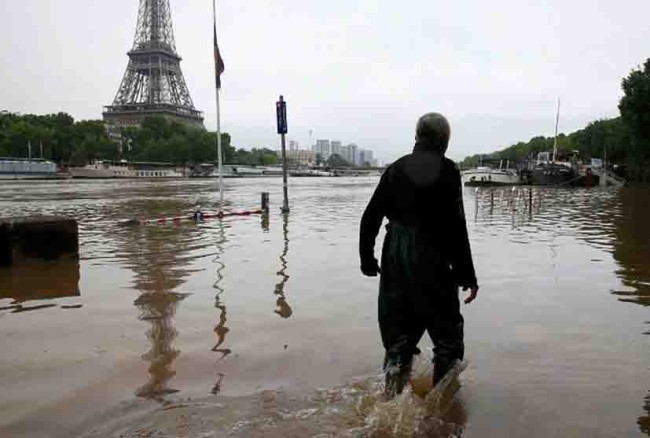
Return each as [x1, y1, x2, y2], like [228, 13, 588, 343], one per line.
[212, 219, 231, 394]
[640, 392, 650, 436]
[471, 186, 650, 436]
[274, 213, 292, 319]
[472, 187, 647, 300]
[1, 303, 57, 313]
[124, 225, 193, 401]
[2, 180, 649, 436]
[471, 187, 622, 248]
[261, 211, 270, 233]
[612, 187, 650, 308]
[473, 186, 545, 228]
[610, 188, 650, 436]
[0, 260, 81, 313]
[212, 295, 230, 359]
[134, 291, 187, 400]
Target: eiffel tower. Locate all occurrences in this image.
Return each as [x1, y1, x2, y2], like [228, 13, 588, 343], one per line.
[103, 0, 204, 128]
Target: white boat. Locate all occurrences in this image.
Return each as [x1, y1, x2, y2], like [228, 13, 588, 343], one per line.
[289, 168, 333, 177]
[462, 161, 522, 186]
[69, 161, 124, 178]
[0, 158, 58, 180]
[69, 160, 183, 178]
[192, 164, 280, 178]
[214, 165, 266, 178]
[261, 166, 284, 176]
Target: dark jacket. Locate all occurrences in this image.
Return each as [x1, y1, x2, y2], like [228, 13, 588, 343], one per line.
[359, 142, 478, 289]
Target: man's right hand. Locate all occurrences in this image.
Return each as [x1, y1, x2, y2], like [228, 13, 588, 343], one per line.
[361, 258, 381, 277]
[463, 285, 479, 304]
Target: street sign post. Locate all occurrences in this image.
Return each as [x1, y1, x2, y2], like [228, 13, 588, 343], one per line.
[276, 98, 288, 135]
[276, 95, 290, 213]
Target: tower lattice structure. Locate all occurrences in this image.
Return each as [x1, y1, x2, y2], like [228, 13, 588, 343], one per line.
[103, 0, 204, 128]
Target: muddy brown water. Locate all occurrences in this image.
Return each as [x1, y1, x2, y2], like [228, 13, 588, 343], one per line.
[0, 178, 648, 437]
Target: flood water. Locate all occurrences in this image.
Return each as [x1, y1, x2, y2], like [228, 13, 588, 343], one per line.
[0, 178, 648, 437]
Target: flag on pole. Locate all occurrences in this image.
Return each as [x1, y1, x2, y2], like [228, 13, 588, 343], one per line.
[214, 24, 225, 89]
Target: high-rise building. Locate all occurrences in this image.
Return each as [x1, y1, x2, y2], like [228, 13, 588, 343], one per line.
[288, 140, 299, 151]
[313, 139, 331, 159]
[307, 140, 377, 166]
[340, 145, 348, 162]
[358, 149, 373, 166]
[330, 141, 342, 157]
[340, 145, 349, 163]
[358, 149, 367, 166]
[350, 144, 360, 166]
[286, 150, 315, 166]
[341, 143, 358, 165]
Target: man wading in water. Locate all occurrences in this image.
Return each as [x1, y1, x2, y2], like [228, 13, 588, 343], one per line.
[359, 113, 479, 397]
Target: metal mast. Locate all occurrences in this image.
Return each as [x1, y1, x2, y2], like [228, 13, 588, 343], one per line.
[552, 98, 560, 163]
[103, 0, 204, 128]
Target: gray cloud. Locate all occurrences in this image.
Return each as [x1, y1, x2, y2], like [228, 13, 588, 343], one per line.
[1, 0, 648, 162]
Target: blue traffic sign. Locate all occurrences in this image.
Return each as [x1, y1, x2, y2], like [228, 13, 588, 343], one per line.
[276, 96, 288, 135]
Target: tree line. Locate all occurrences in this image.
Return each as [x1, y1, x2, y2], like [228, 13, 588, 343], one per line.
[0, 112, 278, 167]
[0, 112, 115, 164]
[460, 118, 632, 168]
[461, 58, 650, 183]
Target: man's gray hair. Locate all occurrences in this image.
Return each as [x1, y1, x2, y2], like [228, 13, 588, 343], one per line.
[415, 113, 451, 152]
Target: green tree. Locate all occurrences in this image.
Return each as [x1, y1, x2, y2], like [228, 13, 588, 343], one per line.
[619, 59, 650, 181]
[261, 153, 278, 166]
[230, 147, 277, 166]
[0, 112, 239, 166]
[326, 153, 349, 167]
[457, 55, 650, 181]
[620, 59, 650, 143]
[460, 118, 633, 170]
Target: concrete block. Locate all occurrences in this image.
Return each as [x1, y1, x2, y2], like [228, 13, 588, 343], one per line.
[0, 216, 79, 267]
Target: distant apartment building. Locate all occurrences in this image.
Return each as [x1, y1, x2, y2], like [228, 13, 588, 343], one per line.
[288, 140, 299, 151]
[342, 143, 358, 165]
[358, 149, 368, 167]
[340, 145, 350, 163]
[355, 149, 374, 166]
[330, 141, 342, 157]
[312, 139, 331, 159]
[286, 149, 315, 166]
[305, 139, 377, 167]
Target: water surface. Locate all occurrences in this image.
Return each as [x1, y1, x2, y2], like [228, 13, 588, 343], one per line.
[0, 178, 648, 437]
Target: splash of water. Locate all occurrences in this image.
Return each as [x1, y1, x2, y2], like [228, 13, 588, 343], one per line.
[347, 359, 468, 437]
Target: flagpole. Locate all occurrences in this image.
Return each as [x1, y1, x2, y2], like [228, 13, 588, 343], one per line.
[216, 84, 223, 209]
[213, 0, 224, 210]
[553, 98, 560, 163]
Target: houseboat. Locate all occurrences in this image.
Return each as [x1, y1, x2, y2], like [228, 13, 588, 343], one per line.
[69, 161, 184, 178]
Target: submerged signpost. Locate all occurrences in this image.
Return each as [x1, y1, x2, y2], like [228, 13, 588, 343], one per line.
[276, 95, 290, 213]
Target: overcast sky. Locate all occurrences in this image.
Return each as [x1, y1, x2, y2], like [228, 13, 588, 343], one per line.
[1, 0, 649, 162]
